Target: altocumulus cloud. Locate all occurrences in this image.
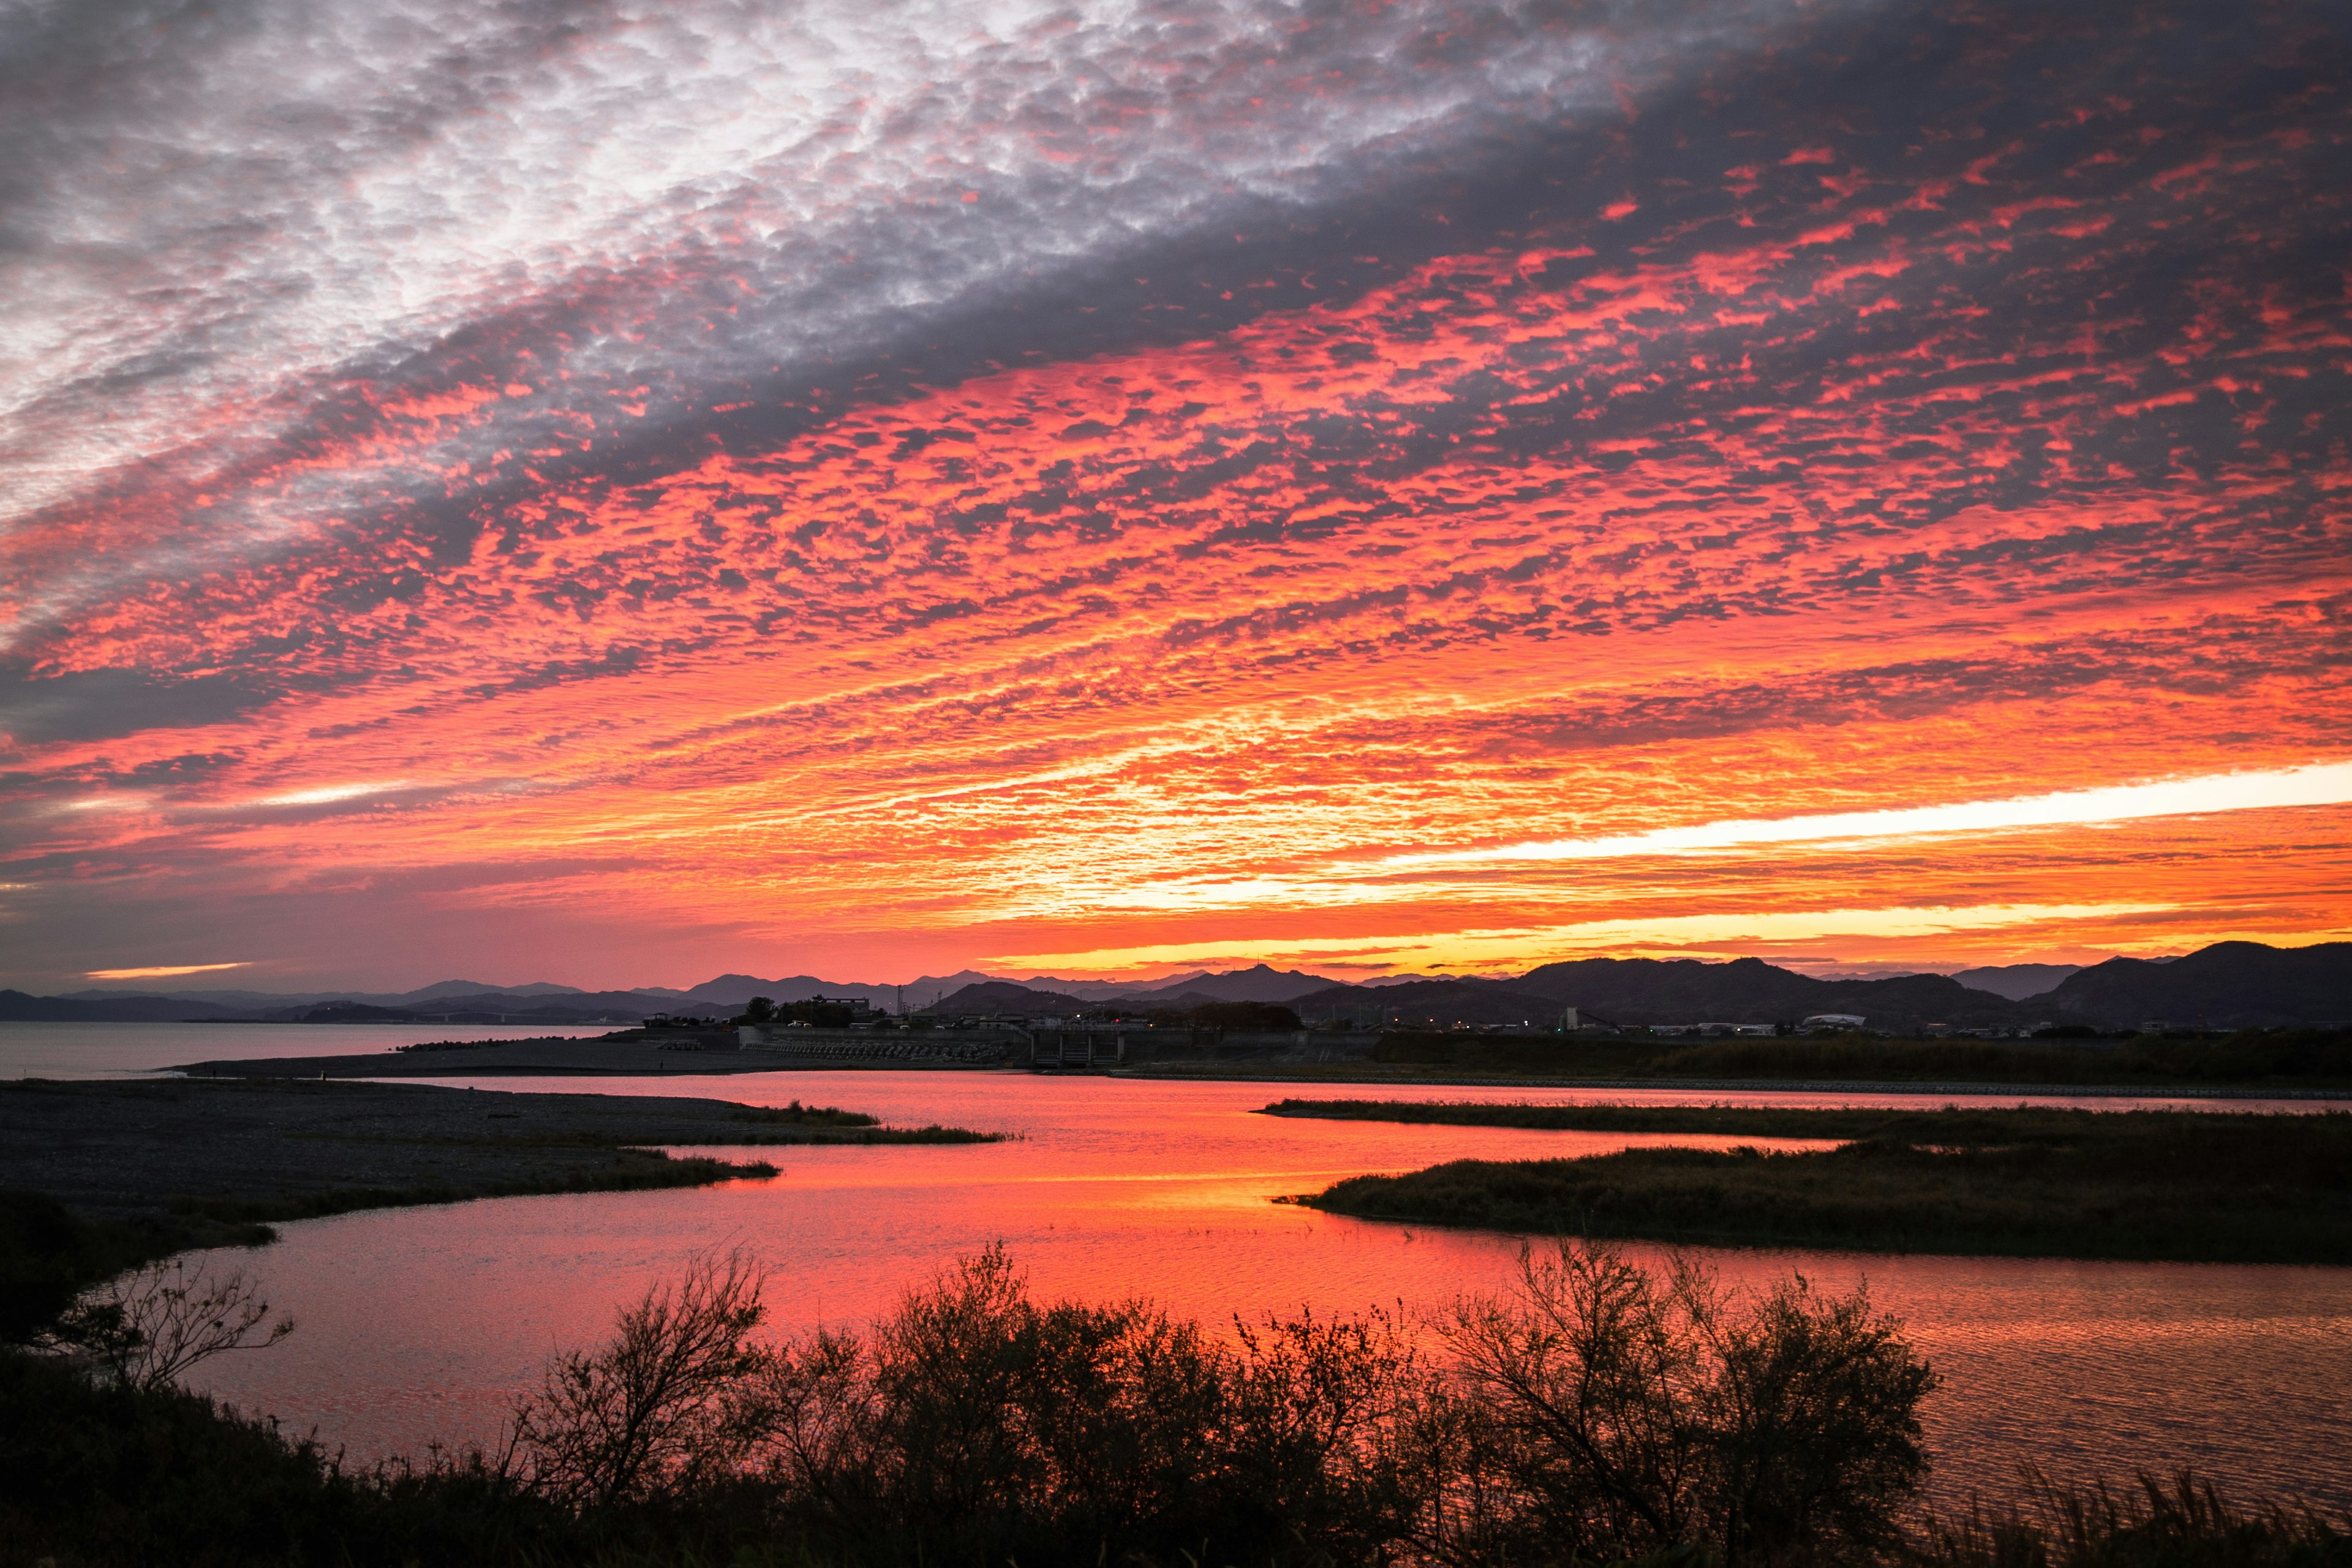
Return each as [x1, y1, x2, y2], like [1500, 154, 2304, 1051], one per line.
[2, 0, 1823, 641]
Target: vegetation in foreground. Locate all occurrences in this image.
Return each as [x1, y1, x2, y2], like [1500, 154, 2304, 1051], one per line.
[0, 1189, 186, 1342]
[1281, 1102, 2352, 1264]
[4, 1243, 2345, 1567]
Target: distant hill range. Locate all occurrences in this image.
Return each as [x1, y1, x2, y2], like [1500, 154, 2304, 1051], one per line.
[5, 942, 2343, 1031]
[1514, 959, 2037, 1031]
[899, 965, 1343, 1012]
[0, 961, 1354, 1024]
[0, 986, 708, 1025]
[916, 965, 1374, 1019]
[2038, 942, 2351, 1029]
[1271, 964, 2032, 1033]
[916, 943, 2350, 1033]
[1329, 946, 2345, 1031]
[1947, 962, 2082, 1001]
[1123, 965, 1339, 1003]
[919, 982, 1098, 1017]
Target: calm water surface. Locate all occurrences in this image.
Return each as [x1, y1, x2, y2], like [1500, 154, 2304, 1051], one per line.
[137, 1066, 2352, 1511]
[0, 1020, 609, 1079]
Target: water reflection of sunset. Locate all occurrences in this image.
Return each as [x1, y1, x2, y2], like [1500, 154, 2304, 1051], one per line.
[181, 1076, 2352, 1510]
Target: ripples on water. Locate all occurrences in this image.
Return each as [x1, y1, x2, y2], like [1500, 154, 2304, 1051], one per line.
[9, 1030, 2347, 1511]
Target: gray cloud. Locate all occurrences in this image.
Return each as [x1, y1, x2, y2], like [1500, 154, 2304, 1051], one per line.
[2, 0, 1857, 643]
[0, 666, 268, 744]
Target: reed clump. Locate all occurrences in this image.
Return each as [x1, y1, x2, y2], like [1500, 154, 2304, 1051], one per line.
[1283, 1104, 2352, 1264]
[1912, 1471, 2350, 1568]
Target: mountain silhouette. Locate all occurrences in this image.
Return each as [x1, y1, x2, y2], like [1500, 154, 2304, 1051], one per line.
[2045, 941, 2350, 1028]
[1950, 963, 2082, 1001]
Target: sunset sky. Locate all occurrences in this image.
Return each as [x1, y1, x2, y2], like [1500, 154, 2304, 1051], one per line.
[4, 0, 2348, 992]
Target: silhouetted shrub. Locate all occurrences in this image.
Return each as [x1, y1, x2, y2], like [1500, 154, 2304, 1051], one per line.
[0, 1188, 185, 1343]
[519, 1246, 1434, 1563]
[42, 1256, 294, 1393]
[1438, 1242, 1936, 1566]
[11, 1243, 2343, 1567]
[0, 1343, 579, 1567]
[500, 1242, 1931, 1565]
[512, 1250, 774, 1510]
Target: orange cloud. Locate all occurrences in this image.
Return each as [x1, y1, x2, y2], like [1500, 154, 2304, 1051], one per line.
[6, 29, 2348, 986]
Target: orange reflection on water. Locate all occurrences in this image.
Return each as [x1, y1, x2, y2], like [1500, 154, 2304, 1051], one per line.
[181, 1074, 2352, 1510]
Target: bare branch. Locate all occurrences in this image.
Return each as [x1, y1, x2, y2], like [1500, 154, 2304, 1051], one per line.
[50, 1259, 295, 1393]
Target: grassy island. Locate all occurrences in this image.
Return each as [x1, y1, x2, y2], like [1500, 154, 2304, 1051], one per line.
[1120, 1027, 2352, 1095]
[1350, 1027, 2352, 1089]
[1272, 1100, 2352, 1264]
[0, 1078, 1000, 1335]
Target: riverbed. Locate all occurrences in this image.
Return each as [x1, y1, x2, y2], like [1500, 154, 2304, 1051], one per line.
[10, 1024, 2345, 1509]
[102, 1063, 2339, 1513]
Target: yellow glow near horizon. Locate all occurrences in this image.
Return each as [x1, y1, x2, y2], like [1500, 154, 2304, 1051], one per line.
[993, 902, 2182, 976]
[86, 961, 254, 980]
[1375, 760, 2352, 869]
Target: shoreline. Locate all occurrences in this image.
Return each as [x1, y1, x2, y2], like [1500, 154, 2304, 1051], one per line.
[161, 1038, 2352, 1099]
[1, 1077, 1001, 1278]
[172, 1035, 1009, 1079]
[1110, 1066, 2352, 1099]
[1278, 1100, 2352, 1266]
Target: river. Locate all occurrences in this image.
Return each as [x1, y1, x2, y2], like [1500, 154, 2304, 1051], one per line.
[10, 1027, 2349, 1510]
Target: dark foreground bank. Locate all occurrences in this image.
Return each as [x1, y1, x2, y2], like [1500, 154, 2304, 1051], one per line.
[1344, 1027, 2352, 1090]
[1120, 1026, 2352, 1094]
[5, 1243, 2345, 1568]
[1274, 1101, 2352, 1264]
[173, 1023, 2352, 1090]
[0, 1078, 997, 1333]
[173, 1031, 942, 1077]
